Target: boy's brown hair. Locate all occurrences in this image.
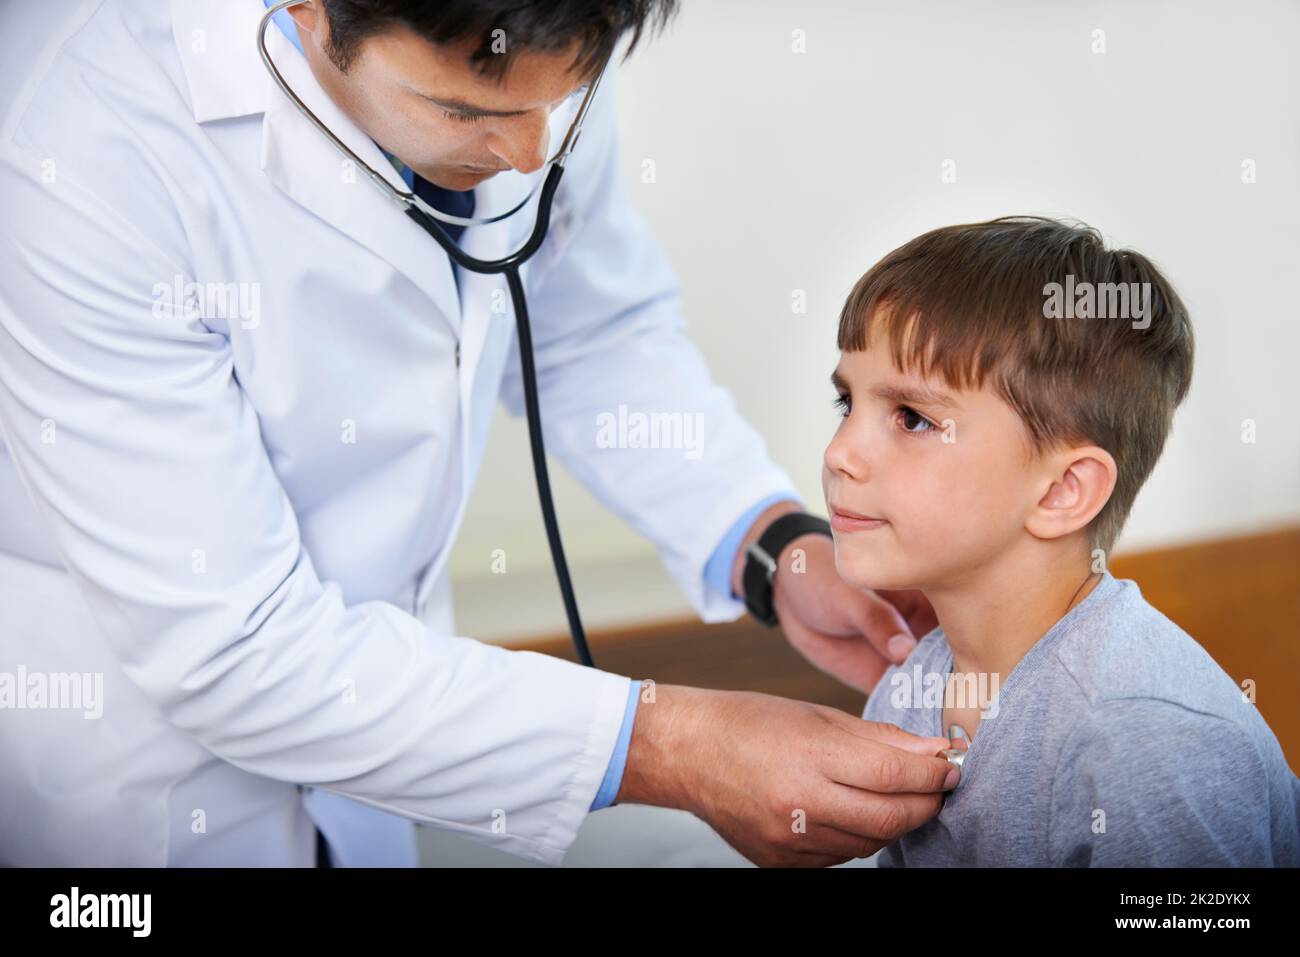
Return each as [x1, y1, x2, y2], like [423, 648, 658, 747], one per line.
[837, 216, 1194, 554]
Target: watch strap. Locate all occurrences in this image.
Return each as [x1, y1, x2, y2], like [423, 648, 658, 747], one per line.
[741, 512, 832, 627]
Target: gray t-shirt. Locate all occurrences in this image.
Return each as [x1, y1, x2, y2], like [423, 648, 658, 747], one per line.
[862, 570, 1300, 866]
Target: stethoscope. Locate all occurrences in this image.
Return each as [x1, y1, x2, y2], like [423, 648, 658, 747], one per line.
[258, 0, 608, 667]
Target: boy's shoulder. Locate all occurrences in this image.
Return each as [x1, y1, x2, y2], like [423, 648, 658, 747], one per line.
[1051, 574, 1245, 719]
[1045, 573, 1296, 774]
[1049, 574, 1296, 775]
[1047, 575, 1300, 865]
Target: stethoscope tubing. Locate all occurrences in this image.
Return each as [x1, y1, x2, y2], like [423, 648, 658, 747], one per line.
[258, 0, 599, 667]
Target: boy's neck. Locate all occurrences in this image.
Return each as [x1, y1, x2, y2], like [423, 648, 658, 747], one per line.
[923, 539, 1101, 682]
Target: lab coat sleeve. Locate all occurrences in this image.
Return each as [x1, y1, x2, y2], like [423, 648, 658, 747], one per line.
[0, 142, 632, 867]
[1047, 699, 1278, 866]
[500, 70, 802, 623]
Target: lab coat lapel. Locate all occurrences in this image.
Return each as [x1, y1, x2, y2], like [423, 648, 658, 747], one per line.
[258, 20, 463, 335]
[452, 95, 580, 419]
[453, 175, 518, 412]
[409, 174, 535, 612]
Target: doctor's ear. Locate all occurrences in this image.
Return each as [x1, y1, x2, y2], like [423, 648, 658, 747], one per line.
[1024, 445, 1117, 542]
[287, 1, 323, 36]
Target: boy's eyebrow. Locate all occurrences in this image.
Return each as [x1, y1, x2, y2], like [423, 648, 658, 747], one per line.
[830, 369, 958, 410]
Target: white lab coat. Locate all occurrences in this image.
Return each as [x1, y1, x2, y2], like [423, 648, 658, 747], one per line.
[0, 0, 798, 866]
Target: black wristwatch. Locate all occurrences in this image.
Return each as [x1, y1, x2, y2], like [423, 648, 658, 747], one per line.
[741, 512, 832, 627]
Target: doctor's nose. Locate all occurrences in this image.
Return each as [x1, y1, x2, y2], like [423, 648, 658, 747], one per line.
[487, 112, 551, 174]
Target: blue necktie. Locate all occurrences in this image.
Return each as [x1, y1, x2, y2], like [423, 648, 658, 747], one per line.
[411, 174, 475, 246]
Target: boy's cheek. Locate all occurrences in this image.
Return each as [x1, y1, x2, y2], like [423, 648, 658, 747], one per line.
[827, 462, 969, 586]
[846, 483, 972, 585]
[831, 521, 922, 591]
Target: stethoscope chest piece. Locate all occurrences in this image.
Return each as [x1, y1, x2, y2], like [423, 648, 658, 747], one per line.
[938, 724, 972, 779]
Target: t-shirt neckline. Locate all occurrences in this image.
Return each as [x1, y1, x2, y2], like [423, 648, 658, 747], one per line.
[930, 570, 1122, 771]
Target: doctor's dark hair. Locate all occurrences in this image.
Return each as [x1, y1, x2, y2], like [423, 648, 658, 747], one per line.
[319, 0, 678, 79]
[836, 216, 1194, 555]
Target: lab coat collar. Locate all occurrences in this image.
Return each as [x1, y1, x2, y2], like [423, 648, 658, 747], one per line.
[169, 0, 272, 124]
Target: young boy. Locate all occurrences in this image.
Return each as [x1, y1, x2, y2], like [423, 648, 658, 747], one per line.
[825, 216, 1299, 866]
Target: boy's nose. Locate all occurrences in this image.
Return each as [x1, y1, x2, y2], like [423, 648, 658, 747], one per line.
[824, 430, 868, 481]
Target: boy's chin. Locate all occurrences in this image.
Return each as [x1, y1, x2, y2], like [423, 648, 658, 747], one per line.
[847, 574, 918, 594]
[833, 539, 931, 593]
[835, 559, 922, 594]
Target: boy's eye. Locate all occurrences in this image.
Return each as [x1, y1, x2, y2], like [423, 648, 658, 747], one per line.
[897, 405, 936, 434]
[832, 394, 937, 434]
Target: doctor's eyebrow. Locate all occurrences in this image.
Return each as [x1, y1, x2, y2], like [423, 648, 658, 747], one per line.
[414, 91, 529, 118]
[830, 369, 958, 410]
[412, 82, 592, 118]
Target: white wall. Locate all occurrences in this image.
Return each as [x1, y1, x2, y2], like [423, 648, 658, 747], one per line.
[450, 0, 1300, 643]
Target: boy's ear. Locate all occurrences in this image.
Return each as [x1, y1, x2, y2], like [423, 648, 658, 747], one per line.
[1025, 445, 1117, 542]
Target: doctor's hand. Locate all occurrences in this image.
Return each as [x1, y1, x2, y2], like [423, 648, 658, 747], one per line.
[615, 683, 957, 867]
[731, 502, 938, 696]
[772, 533, 938, 696]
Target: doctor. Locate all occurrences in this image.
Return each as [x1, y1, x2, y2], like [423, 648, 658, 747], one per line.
[0, 0, 957, 867]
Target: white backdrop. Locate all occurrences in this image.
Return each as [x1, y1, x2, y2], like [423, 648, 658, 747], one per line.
[449, 0, 1300, 643]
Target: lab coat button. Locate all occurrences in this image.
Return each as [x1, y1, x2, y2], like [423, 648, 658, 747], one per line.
[454, 341, 460, 367]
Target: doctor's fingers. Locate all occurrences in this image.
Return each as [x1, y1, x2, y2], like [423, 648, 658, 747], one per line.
[818, 784, 946, 846]
[738, 821, 880, 868]
[823, 708, 956, 761]
[856, 588, 922, 662]
[875, 588, 940, 639]
[836, 746, 957, 799]
[795, 823, 888, 865]
[818, 716, 958, 793]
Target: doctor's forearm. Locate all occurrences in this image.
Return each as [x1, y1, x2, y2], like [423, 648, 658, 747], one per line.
[614, 683, 708, 810]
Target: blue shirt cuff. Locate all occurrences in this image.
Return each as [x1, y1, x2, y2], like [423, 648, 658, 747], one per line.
[702, 493, 802, 601]
[589, 678, 642, 811]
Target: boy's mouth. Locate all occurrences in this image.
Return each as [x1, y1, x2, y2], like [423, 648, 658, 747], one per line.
[829, 504, 888, 532]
